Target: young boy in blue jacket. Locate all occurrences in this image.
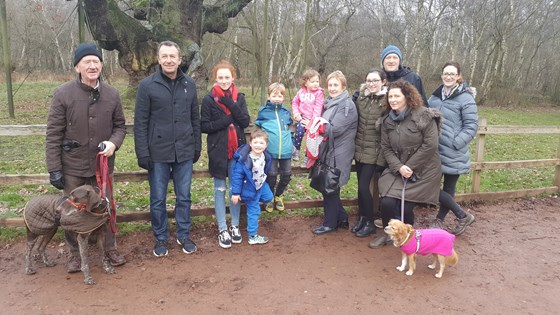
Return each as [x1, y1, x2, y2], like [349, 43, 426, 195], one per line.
[255, 83, 293, 212]
[231, 128, 273, 245]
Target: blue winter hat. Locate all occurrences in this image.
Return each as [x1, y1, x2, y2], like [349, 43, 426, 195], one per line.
[73, 43, 103, 66]
[381, 45, 402, 65]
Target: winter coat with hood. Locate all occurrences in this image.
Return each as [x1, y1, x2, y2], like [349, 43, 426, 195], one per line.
[428, 83, 478, 175]
[320, 90, 358, 186]
[255, 101, 293, 159]
[134, 67, 201, 164]
[230, 144, 272, 201]
[201, 91, 251, 179]
[46, 76, 126, 177]
[378, 107, 442, 206]
[353, 84, 387, 166]
[386, 66, 428, 106]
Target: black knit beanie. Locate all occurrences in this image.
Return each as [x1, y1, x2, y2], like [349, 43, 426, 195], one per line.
[73, 43, 103, 66]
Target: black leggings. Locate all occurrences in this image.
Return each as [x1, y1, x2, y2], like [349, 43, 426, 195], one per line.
[437, 174, 466, 220]
[380, 197, 416, 228]
[356, 162, 380, 221]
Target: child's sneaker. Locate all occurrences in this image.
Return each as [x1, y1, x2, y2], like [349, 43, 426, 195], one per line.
[218, 229, 232, 249]
[248, 234, 269, 245]
[300, 156, 309, 168]
[274, 195, 285, 211]
[265, 200, 275, 212]
[292, 148, 300, 161]
[229, 225, 242, 244]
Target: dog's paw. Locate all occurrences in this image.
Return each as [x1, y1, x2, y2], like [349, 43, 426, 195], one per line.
[84, 276, 96, 285]
[25, 267, 36, 275]
[435, 272, 443, 278]
[405, 270, 414, 276]
[396, 266, 405, 272]
[45, 261, 57, 268]
[427, 263, 436, 270]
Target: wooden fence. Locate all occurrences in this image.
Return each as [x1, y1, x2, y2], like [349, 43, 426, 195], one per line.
[1, 119, 559, 228]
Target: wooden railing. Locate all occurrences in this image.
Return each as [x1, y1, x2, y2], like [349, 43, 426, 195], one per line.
[1, 120, 559, 228]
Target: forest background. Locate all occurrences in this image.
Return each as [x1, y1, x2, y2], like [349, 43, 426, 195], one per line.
[1, 0, 560, 106]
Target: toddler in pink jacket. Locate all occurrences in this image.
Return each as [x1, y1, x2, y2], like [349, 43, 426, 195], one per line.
[291, 69, 324, 165]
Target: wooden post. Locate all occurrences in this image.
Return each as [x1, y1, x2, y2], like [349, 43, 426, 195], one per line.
[555, 140, 560, 189]
[78, 0, 85, 43]
[0, 0, 14, 118]
[471, 118, 487, 193]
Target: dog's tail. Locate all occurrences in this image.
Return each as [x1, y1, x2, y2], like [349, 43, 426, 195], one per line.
[446, 249, 459, 266]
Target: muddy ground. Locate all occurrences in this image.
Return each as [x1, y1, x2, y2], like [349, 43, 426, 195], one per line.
[1, 196, 559, 314]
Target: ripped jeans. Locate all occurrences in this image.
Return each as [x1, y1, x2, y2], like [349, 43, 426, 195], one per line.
[213, 159, 240, 232]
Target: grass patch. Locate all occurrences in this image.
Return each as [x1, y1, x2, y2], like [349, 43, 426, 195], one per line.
[1, 81, 559, 221]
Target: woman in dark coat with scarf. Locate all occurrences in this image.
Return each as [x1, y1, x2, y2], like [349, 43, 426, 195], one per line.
[312, 71, 358, 235]
[201, 60, 250, 249]
[369, 79, 442, 248]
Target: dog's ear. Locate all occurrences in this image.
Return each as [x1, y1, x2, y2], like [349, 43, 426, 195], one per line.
[69, 186, 87, 202]
[85, 185, 102, 212]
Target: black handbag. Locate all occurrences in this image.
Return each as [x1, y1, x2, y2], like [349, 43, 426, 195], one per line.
[308, 125, 341, 195]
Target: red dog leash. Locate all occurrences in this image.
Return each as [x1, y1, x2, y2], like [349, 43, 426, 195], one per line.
[96, 152, 118, 233]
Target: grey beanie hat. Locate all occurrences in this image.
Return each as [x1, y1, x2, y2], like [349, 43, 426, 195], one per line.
[73, 43, 103, 66]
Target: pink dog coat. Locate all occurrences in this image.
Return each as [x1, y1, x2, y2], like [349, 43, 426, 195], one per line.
[400, 229, 455, 256]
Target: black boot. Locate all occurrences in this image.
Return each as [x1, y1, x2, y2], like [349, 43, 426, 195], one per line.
[351, 216, 365, 233]
[356, 221, 376, 237]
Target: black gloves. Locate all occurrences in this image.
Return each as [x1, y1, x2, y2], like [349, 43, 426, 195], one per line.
[219, 96, 235, 108]
[138, 156, 153, 171]
[49, 171, 65, 190]
[236, 94, 246, 106]
[193, 150, 201, 163]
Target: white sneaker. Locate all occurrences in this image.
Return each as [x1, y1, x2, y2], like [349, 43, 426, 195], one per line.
[218, 230, 232, 249]
[248, 234, 269, 245]
[229, 225, 242, 244]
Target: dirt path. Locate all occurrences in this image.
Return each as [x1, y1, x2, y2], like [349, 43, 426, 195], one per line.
[1, 197, 559, 314]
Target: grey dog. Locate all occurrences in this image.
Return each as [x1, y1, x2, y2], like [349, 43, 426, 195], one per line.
[23, 185, 115, 285]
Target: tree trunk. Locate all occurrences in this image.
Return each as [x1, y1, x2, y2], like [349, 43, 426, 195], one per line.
[81, 0, 252, 88]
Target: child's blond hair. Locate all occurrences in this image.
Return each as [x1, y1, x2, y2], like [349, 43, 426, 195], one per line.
[299, 69, 320, 88]
[268, 82, 286, 96]
[250, 128, 269, 144]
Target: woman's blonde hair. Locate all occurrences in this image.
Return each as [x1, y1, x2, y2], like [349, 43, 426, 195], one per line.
[326, 70, 347, 90]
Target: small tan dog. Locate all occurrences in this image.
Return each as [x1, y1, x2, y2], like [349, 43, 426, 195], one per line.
[384, 219, 458, 278]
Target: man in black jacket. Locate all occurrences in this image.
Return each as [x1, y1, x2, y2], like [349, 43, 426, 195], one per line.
[380, 45, 428, 106]
[134, 41, 202, 257]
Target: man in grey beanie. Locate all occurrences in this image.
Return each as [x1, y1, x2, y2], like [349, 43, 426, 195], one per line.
[46, 42, 127, 271]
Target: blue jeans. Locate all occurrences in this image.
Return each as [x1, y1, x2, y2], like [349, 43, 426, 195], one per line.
[148, 160, 193, 241]
[245, 182, 274, 237]
[213, 159, 240, 232]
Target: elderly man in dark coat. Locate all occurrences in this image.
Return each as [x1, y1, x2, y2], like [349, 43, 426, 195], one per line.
[46, 43, 127, 272]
